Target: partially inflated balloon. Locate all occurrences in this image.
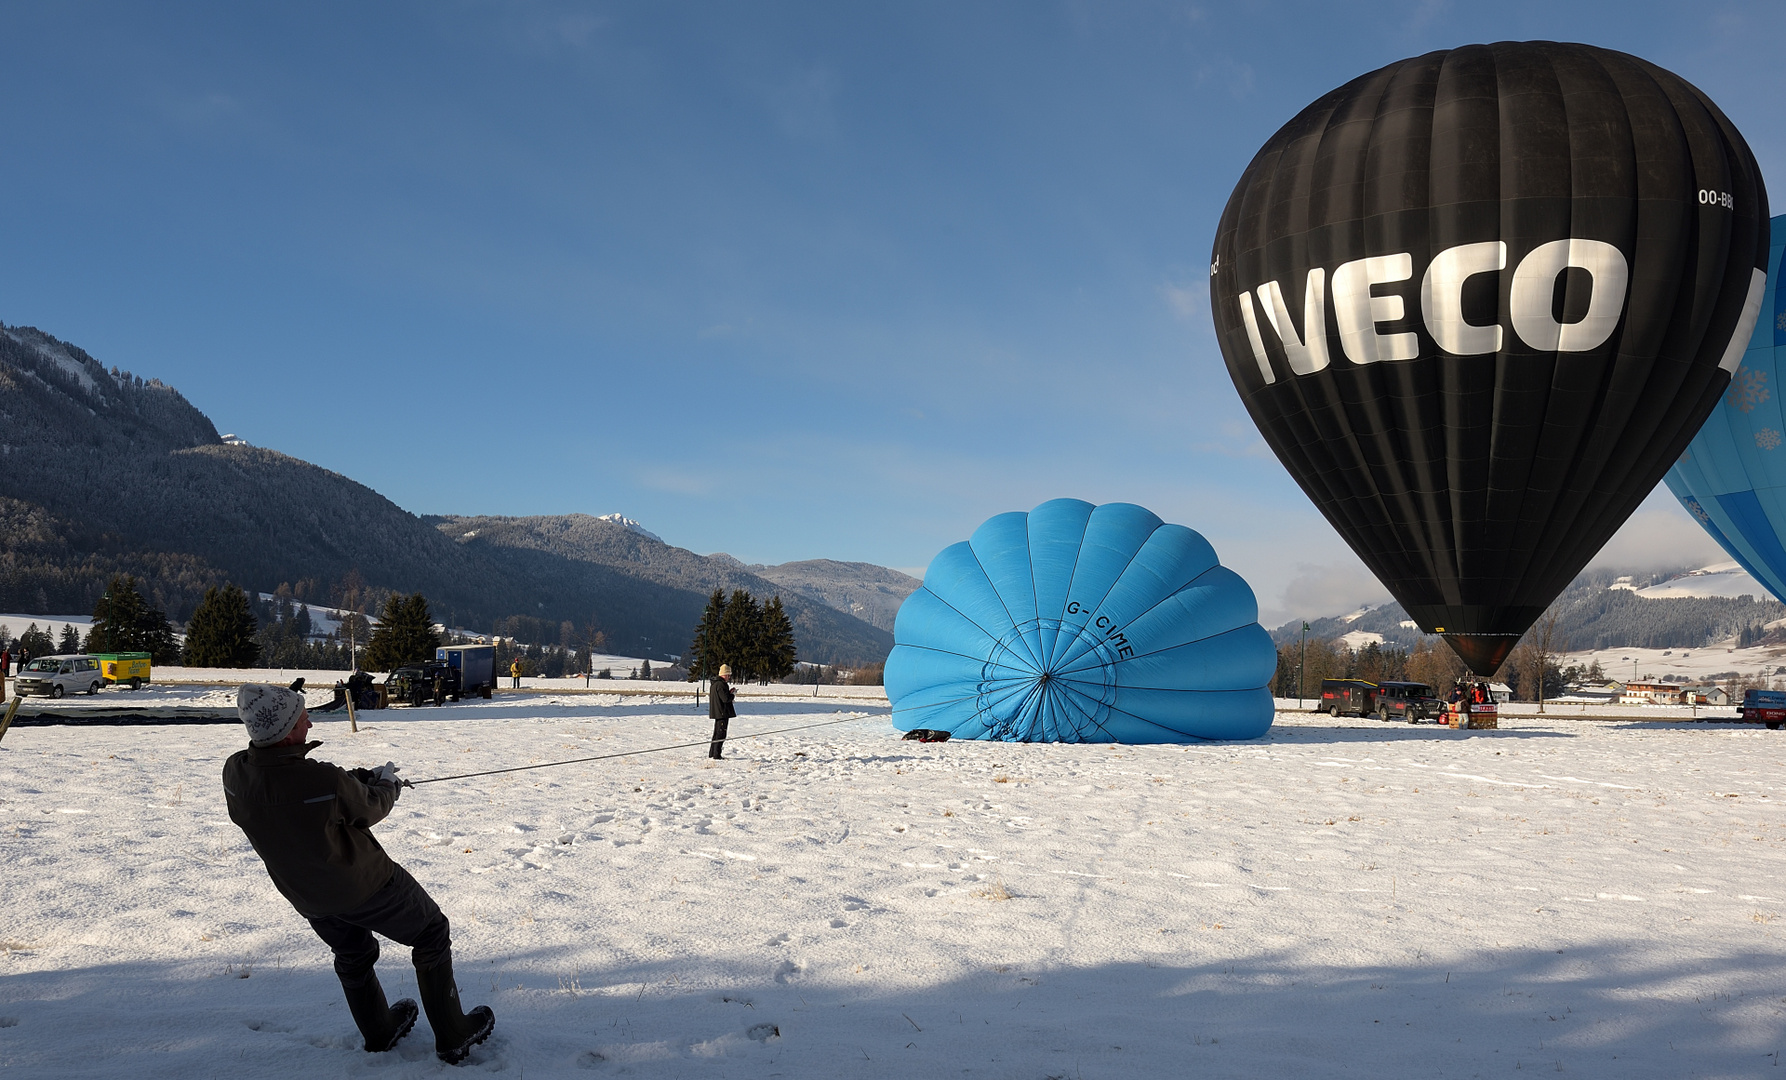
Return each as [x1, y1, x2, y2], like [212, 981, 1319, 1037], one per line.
[885, 499, 1276, 742]
[1210, 41, 1768, 674]
[1666, 214, 1786, 602]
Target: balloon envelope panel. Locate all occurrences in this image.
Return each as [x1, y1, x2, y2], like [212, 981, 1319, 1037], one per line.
[1209, 41, 1769, 674]
[886, 499, 1276, 742]
[1666, 214, 1786, 603]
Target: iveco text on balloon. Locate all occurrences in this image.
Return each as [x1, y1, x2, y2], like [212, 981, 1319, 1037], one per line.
[1229, 238, 1696, 381]
[1209, 41, 1769, 675]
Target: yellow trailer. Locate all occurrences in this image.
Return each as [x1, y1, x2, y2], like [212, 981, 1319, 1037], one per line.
[95, 652, 152, 690]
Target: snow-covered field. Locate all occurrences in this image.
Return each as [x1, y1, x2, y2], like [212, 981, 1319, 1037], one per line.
[0, 612, 91, 645]
[1563, 643, 1786, 686]
[4, 690, 1786, 1077]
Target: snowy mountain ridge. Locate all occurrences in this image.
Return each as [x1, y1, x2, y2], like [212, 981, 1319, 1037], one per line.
[0, 321, 900, 663]
[1633, 561, 1767, 599]
[594, 513, 662, 543]
[1275, 563, 1786, 654]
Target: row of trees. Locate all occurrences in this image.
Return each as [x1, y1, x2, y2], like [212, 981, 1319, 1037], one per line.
[9, 572, 810, 681]
[0, 576, 185, 666]
[685, 590, 797, 684]
[0, 622, 61, 664]
[182, 585, 448, 670]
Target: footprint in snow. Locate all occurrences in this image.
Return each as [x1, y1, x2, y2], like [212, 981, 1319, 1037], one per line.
[828, 918, 848, 928]
[764, 931, 792, 947]
[243, 1019, 296, 1033]
[772, 960, 802, 984]
[747, 1023, 781, 1043]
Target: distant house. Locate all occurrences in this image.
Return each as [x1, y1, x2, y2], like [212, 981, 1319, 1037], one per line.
[1488, 682, 1513, 704]
[1620, 681, 1682, 705]
[1680, 685, 1730, 706]
[1560, 682, 1621, 703]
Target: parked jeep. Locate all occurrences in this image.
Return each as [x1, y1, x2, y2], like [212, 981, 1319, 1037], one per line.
[1373, 681, 1440, 723]
[386, 660, 460, 707]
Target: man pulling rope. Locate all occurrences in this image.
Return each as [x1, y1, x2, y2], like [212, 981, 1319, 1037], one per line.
[221, 684, 495, 1064]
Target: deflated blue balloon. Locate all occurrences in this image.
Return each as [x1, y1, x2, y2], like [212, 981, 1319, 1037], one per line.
[886, 499, 1277, 742]
[1667, 213, 1786, 603]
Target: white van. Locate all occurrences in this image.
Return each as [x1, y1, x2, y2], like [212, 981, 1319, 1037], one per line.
[15, 654, 104, 698]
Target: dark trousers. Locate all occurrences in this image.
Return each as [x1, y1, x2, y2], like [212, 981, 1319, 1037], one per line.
[708, 717, 729, 759]
[306, 864, 452, 988]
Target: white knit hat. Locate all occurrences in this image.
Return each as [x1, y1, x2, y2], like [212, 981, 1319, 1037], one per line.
[239, 684, 305, 746]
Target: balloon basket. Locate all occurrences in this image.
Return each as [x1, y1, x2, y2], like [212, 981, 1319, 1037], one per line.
[1448, 707, 1497, 730]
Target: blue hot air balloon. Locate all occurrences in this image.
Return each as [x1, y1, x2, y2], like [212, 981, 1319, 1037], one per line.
[885, 499, 1277, 743]
[1666, 214, 1786, 603]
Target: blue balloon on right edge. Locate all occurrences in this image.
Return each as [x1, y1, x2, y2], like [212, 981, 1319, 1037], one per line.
[1667, 213, 1786, 603]
[885, 498, 1277, 743]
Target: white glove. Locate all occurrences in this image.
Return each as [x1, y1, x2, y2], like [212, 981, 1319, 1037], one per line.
[372, 761, 402, 785]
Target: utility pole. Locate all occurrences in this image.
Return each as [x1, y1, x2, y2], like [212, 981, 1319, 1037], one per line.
[1298, 622, 1310, 709]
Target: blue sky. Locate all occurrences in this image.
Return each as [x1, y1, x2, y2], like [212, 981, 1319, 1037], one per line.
[5, 1, 1783, 627]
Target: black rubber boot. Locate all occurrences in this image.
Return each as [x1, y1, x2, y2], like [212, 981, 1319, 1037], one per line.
[340, 971, 418, 1053]
[415, 957, 495, 1064]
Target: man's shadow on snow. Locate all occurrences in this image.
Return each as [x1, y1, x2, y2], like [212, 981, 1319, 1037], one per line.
[6, 935, 1782, 1075]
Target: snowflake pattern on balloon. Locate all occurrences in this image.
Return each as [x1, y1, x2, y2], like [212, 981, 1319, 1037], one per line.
[1759, 428, 1783, 451]
[1776, 308, 1786, 332]
[1727, 365, 1771, 413]
[1684, 497, 1711, 524]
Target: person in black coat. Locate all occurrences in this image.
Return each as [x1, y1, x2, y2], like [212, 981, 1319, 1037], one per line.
[222, 684, 495, 1063]
[708, 664, 736, 759]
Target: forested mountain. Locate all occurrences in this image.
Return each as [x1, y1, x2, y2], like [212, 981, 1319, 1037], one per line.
[713, 556, 918, 633]
[0, 322, 896, 663]
[1272, 566, 1786, 654]
[429, 515, 895, 664]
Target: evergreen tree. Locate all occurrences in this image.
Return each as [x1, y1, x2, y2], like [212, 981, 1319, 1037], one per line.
[18, 623, 54, 662]
[88, 574, 181, 663]
[365, 593, 441, 671]
[639, 657, 653, 680]
[759, 596, 798, 682]
[90, 575, 150, 653]
[715, 589, 763, 682]
[59, 624, 83, 654]
[141, 617, 181, 666]
[183, 584, 262, 667]
[685, 589, 727, 681]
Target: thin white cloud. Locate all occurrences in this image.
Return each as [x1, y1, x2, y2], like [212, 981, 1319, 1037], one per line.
[639, 467, 714, 497]
[1256, 560, 1393, 631]
[1588, 484, 1728, 573]
[1161, 278, 1208, 322]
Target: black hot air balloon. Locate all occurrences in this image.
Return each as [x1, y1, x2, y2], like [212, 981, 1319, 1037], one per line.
[1210, 41, 1769, 674]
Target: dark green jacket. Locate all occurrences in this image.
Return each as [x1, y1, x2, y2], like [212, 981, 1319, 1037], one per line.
[222, 741, 399, 916]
